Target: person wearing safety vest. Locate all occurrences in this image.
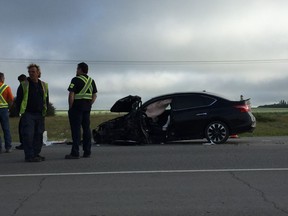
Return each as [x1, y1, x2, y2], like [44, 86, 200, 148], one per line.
[65, 62, 97, 159]
[16, 64, 49, 162]
[0, 72, 14, 153]
[14, 74, 27, 150]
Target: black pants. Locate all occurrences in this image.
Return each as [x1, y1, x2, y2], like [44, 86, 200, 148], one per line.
[21, 112, 44, 160]
[18, 117, 23, 144]
[68, 108, 92, 156]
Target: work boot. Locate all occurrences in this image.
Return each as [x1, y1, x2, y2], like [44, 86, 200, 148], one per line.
[25, 157, 42, 162]
[15, 144, 24, 150]
[65, 154, 80, 159]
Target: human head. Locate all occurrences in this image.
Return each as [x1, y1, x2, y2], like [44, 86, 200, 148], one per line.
[0, 72, 4, 82]
[77, 62, 89, 75]
[18, 74, 27, 82]
[27, 63, 41, 82]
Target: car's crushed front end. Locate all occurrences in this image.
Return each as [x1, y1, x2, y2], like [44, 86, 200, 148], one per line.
[92, 95, 148, 144]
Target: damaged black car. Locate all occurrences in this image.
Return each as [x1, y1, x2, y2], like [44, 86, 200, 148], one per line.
[92, 92, 256, 144]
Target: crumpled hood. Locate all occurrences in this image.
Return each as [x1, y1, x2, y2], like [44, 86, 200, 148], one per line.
[110, 95, 141, 112]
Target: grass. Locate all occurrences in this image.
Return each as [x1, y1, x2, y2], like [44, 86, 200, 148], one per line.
[244, 112, 288, 137]
[5, 109, 288, 142]
[252, 107, 288, 113]
[8, 113, 120, 143]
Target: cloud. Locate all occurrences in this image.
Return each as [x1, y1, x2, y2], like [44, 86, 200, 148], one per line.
[1, 0, 288, 110]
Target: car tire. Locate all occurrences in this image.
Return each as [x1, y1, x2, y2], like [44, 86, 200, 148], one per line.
[205, 121, 229, 144]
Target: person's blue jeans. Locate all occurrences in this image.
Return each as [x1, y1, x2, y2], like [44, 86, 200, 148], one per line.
[68, 108, 92, 157]
[0, 108, 12, 151]
[20, 112, 44, 160]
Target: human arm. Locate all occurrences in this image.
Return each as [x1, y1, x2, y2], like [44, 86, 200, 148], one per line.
[16, 85, 23, 113]
[68, 91, 75, 109]
[91, 93, 97, 105]
[6, 86, 14, 108]
[46, 90, 49, 110]
[68, 78, 77, 109]
[91, 79, 97, 105]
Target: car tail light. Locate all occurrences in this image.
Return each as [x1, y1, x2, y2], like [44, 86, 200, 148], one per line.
[234, 104, 251, 112]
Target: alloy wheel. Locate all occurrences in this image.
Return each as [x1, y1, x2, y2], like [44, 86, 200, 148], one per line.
[205, 121, 229, 144]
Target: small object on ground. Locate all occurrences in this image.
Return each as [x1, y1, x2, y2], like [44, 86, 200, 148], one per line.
[5, 149, 12, 153]
[230, 134, 239, 138]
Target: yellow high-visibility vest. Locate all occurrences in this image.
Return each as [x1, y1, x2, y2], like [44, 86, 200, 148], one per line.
[0, 84, 9, 108]
[74, 75, 93, 100]
[19, 80, 49, 116]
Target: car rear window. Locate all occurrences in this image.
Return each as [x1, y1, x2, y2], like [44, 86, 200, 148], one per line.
[173, 95, 216, 110]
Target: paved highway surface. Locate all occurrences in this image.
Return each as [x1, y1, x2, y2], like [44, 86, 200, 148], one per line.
[0, 137, 288, 216]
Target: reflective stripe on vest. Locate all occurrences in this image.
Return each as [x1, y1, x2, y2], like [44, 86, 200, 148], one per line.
[74, 75, 93, 100]
[0, 84, 9, 108]
[19, 81, 49, 116]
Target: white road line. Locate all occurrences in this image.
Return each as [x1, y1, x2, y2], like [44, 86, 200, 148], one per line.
[1, 168, 288, 178]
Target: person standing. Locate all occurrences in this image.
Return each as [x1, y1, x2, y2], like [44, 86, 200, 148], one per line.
[0, 72, 14, 153]
[15, 74, 27, 150]
[16, 64, 49, 162]
[65, 62, 97, 159]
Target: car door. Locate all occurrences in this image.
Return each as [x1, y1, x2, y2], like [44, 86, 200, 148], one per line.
[170, 94, 216, 138]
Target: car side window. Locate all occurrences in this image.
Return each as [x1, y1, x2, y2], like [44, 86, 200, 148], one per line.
[173, 95, 216, 110]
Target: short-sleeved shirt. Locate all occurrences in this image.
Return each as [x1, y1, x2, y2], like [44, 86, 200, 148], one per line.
[68, 74, 97, 111]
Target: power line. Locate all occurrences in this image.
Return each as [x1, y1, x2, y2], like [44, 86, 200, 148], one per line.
[0, 58, 288, 65]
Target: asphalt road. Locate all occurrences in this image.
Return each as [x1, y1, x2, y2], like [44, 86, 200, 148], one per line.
[1, 137, 288, 216]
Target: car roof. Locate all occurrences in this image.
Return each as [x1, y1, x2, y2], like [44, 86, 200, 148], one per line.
[142, 91, 229, 107]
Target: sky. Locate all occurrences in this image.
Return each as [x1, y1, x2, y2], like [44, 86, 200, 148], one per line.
[0, 0, 288, 110]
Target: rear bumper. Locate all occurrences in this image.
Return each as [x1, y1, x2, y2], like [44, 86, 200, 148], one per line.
[230, 113, 256, 134]
[231, 124, 255, 134]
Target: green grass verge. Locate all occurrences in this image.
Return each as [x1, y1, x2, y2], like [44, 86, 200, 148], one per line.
[6, 109, 288, 142]
[8, 113, 119, 143]
[244, 112, 288, 137]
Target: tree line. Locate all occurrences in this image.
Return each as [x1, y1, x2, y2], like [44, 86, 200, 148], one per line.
[258, 100, 288, 108]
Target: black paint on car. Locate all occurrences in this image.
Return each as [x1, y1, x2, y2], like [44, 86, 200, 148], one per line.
[93, 92, 256, 144]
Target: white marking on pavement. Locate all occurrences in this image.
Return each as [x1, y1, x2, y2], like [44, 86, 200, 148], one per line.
[1, 168, 288, 178]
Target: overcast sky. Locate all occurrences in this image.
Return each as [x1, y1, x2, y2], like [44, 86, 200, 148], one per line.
[1, 0, 288, 109]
